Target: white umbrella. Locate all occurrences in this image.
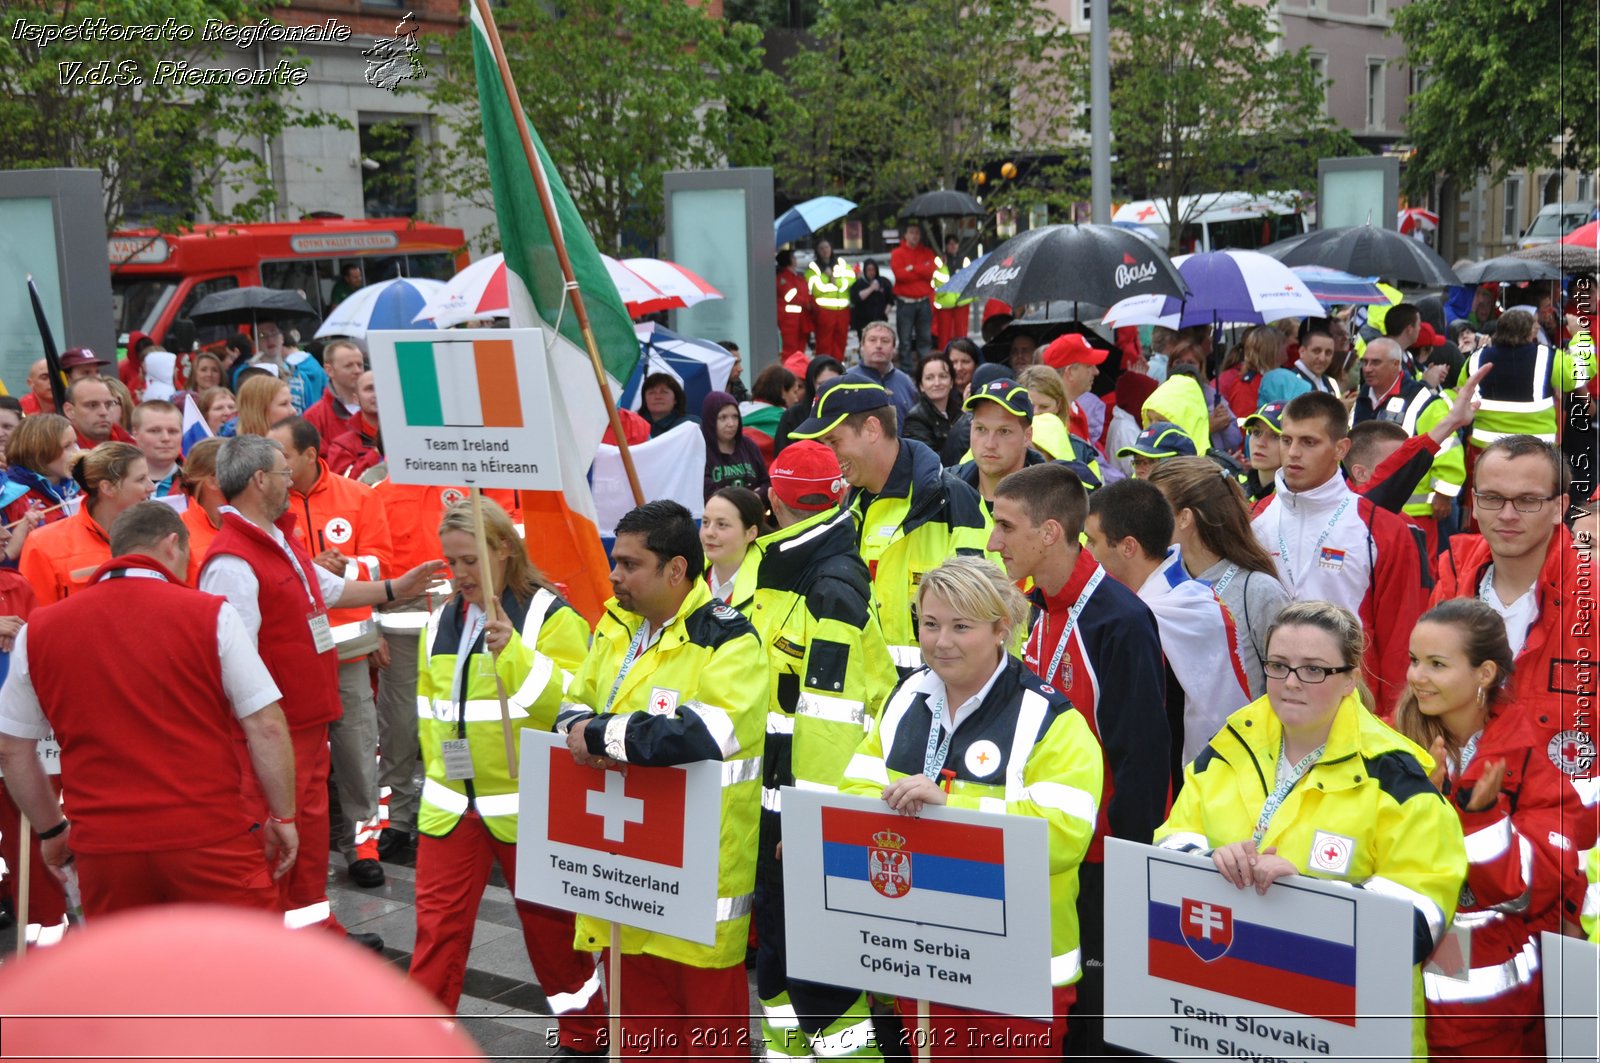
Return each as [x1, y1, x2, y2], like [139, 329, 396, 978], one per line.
[316, 277, 445, 339]
[413, 254, 508, 328]
[620, 258, 723, 312]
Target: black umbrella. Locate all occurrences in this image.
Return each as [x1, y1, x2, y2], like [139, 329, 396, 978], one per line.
[956, 224, 1188, 309]
[189, 286, 317, 327]
[1508, 243, 1600, 275]
[980, 317, 1113, 365]
[1454, 255, 1564, 285]
[901, 190, 984, 218]
[1260, 225, 1460, 287]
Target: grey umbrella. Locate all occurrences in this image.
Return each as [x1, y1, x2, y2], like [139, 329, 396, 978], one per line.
[1455, 256, 1565, 285]
[901, 190, 984, 218]
[188, 286, 319, 334]
[1508, 243, 1600, 275]
[1260, 225, 1460, 287]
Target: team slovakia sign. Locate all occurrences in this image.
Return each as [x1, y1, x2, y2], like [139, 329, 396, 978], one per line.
[781, 788, 1051, 1018]
[515, 731, 722, 944]
[367, 328, 561, 491]
[1104, 839, 1413, 1060]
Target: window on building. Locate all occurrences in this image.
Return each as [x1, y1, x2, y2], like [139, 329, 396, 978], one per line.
[1368, 0, 1385, 17]
[359, 119, 421, 219]
[1502, 177, 1523, 238]
[1542, 173, 1564, 205]
[1365, 60, 1386, 131]
[1080, 0, 1093, 27]
[1308, 53, 1329, 114]
[1408, 65, 1427, 101]
[1579, 173, 1594, 203]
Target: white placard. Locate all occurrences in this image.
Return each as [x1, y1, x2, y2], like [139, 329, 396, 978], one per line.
[0, 733, 60, 777]
[780, 787, 1052, 1018]
[1104, 838, 1415, 1060]
[367, 328, 561, 491]
[514, 730, 724, 944]
[1543, 931, 1600, 1063]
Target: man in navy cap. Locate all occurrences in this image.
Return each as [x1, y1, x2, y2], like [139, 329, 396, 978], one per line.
[790, 378, 990, 676]
[1115, 421, 1197, 480]
[955, 378, 1044, 507]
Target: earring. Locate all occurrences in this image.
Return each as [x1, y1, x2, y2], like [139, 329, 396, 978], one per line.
[1476, 685, 1485, 704]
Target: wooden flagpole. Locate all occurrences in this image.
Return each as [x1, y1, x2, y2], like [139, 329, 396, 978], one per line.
[609, 921, 624, 1062]
[471, 0, 645, 507]
[469, 485, 518, 778]
[917, 999, 931, 1063]
[14, 815, 30, 960]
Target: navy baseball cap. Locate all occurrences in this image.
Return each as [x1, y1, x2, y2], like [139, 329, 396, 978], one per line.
[789, 379, 894, 440]
[1116, 421, 1198, 459]
[962, 378, 1034, 423]
[1240, 400, 1288, 435]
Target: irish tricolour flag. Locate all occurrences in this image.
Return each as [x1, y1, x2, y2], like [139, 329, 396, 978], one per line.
[396, 338, 524, 429]
[470, 0, 642, 623]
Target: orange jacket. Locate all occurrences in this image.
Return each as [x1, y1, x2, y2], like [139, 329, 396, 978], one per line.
[372, 481, 521, 577]
[284, 460, 394, 638]
[18, 508, 111, 605]
[180, 500, 222, 587]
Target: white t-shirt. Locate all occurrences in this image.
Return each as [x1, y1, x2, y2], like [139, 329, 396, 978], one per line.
[0, 602, 281, 740]
[198, 508, 346, 643]
[1479, 566, 1538, 658]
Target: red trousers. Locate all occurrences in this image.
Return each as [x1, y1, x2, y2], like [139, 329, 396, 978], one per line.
[76, 831, 278, 917]
[411, 814, 605, 1052]
[895, 984, 1073, 1060]
[1426, 978, 1545, 1061]
[0, 779, 67, 934]
[603, 949, 751, 1059]
[932, 305, 968, 352]
[813, 308, 850, 359]
[778, 313, 812, 358]
[236, 724, 342, 931]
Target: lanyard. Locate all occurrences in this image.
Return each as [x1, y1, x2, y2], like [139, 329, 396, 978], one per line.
[1040, 565, 1105, 688]
[604, 624, 651, 713]
[98, 568, 168, 583]
[1207, 563, 1241, 596]
[1277, 495, 1351, 595]
[1254, 739, 1325, 845]
[923, 694, 954, 779]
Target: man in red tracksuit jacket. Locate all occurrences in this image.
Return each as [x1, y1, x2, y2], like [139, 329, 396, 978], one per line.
[1431, 436, 1596, 788]
[198, 435, 441, 943]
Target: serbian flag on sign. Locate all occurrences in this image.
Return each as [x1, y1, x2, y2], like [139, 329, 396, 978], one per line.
[1146, 859, 1357, 1025]
[820, 805, 1008, 936]
[470, 3, 641, 625]
[545, 747, 685, 866]
[180, 392, 213, 456]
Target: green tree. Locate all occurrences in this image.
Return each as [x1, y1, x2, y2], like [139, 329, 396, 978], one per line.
[412, 0, 783, 252]
[1395, 0, 1598, 197]
[0, 0, 343, 230]
[774, 0, 1080, 220]
[1109, 0, 1355, 253]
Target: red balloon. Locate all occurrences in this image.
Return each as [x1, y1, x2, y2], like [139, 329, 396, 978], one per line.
[0, 906, 485, 1062]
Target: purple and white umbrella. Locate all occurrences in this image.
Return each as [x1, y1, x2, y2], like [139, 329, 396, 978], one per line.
[1102, 250, 1325, 328]
[1289, 265, 1390, 307]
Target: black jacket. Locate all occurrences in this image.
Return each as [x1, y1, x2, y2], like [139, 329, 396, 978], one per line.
[901, 394, 961, 454]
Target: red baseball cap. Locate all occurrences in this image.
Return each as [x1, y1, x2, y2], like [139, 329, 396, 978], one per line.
[1414, 322, 1446, 348]
[59, 347, 108, 370]
[769, 441, 845, 512]
[1041, 333, 1109, 369]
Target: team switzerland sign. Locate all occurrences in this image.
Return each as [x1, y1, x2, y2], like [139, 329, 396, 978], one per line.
[515, 731, 723, 944]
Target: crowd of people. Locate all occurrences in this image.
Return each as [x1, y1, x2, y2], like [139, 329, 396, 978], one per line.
[0, 255, 1594, 1063]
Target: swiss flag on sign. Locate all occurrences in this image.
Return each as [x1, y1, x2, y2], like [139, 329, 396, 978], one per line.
[546, 747, 687, 866]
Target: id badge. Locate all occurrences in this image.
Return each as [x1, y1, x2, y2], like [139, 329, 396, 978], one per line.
[441, 738, 475, 780]
[308, 612, 335, 654]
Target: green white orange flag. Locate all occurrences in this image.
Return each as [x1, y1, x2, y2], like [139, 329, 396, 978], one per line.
[469, 2, 641, 623]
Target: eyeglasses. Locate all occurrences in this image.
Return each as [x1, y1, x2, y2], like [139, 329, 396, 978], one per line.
[1263, 661, 1356, 684]
[1472, 491, 1558, 513]
[260, 468, 294, 480]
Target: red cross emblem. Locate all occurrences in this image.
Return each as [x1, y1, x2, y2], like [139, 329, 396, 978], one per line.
[647, 687, 678, 716]
[1136, 206, 1157, 220]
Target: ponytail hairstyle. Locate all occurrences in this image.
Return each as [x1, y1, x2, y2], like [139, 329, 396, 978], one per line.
[1394, 599, 1516, 766]
[180, 437, 224, 498]
[437, 498, 556, 606]
[1263, 600, 1373, 711]
[72, 441, 146, 505]
[1147, 457, 1278, 575]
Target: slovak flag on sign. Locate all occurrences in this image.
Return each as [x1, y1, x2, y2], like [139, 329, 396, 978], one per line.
[545, 747, 685, 867]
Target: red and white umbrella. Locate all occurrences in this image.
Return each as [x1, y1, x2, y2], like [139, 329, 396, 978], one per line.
[416, 253, 721, 327]
[1397, 208, 1440, 237]
[621, 258, 722, 312]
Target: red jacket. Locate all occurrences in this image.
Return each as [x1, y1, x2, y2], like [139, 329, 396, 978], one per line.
[1431, 525, 1595, 777]
[18, 507, 110, 605]
[180, 501, 222, 587]
[303, 389, 355, 445]
[889, 243, 939, 301]
[1425, 705, 1595, 1006]
[204, 512, 341, 730]
[323, 414, 383, 479]
[74, 423, 135, 450]
[284, 460, 394, 640]
[27, 555, 248, 853]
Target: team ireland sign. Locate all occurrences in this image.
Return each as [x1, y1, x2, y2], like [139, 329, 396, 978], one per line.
[780, 788, 1052, 1018]
[367, 328, 561, 491]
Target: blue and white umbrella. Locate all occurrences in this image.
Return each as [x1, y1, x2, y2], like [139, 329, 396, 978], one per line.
[1288, 265, 1390, 307]
[316, 277, 444, 339]
[1102, 250, 1324, 329]
[619, 323, 736, 414]
[774, 196, 857, 248]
